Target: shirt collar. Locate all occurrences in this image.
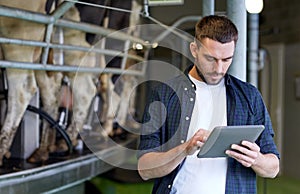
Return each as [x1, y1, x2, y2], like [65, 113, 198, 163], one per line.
[184, 65, 197, 90]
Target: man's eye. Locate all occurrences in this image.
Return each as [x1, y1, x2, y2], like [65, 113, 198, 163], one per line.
[222, 58, 232, 63]
[206, 57, 215, 62]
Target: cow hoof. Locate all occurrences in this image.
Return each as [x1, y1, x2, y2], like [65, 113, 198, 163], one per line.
[0, 131, 12, 165]
[0, 154, 3, 166]
[4, 151, 11, 159]
[0, 151, 11, 167]
[27, 148, 49, 164]
[0, 151, 10, 166]
[55, 139, 69, 153]
[48, 145, 57, 153]
[110, 127, 128, 140]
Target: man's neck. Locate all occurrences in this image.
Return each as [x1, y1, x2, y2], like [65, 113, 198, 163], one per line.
[189, 65, 206, 83]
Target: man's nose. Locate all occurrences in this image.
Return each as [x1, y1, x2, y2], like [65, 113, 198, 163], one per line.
[213, 60, 223, 72]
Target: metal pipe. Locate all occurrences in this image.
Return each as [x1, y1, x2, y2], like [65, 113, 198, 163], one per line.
[55, 19, 147, 45]
[227, 0, 247, 82]
[143, 0, 150, 17]
[0, 38, 144, 62]
[42, 24, 55, 65]
[54, 27, 65, 65]
[0, 5, 54, 24]
[247, 13, 260, 87]
[51, 0, 77, 20]
[67, 0, 132, 14]
[0, 6, 147, 45]
[41, 0, 77, 65]
[0, 3, 148, 74]
[0, 60, 144, 75]
[153, 15, 201, 44]
[202, 0, 214, 17]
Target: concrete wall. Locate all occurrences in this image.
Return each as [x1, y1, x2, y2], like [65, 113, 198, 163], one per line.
[260, 0, 300, 44]
[260, 0, 300, 178]
[282, 43, 300, 178]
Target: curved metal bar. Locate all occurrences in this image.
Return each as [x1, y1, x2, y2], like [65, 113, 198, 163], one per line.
[152, 15, 201, 43]
[51, 0, 77, 20]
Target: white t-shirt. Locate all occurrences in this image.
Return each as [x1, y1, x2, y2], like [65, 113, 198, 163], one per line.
[171, 76, 227, 194]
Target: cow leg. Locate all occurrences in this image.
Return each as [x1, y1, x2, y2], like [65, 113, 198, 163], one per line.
[97, 73, 118, 139]
[114, 75, 139, 138]
[117, 75, 140, 129]
[0, 42, 43, 165]
[98, 74, 109, 124]
[0, 69, 37, 166]
[56, 72, 96, 152]
[0, 0, 48, 165]
[27, 70, 63, 163]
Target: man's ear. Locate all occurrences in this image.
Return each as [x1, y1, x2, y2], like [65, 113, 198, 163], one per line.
[190, 42, 198, 58]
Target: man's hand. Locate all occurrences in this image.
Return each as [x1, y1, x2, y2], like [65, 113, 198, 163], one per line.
[225, 141, 260, 167]
[138, 128, 211, 180]
[185, 129, 211, 155]
[225, 140, 280, 178]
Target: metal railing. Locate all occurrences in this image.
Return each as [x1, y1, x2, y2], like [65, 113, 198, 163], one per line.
[0, 1, 148, 76]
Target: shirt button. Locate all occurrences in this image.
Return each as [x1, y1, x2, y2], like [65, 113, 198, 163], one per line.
[190, 98, 194, 101]
[185, 116, 190, 120]
[184, 87, 188, 91]
[168, 185, 171, 189]
[181, 140, 185, 144]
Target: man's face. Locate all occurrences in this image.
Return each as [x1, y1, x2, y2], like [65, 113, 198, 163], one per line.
[190, 38, 235, 85]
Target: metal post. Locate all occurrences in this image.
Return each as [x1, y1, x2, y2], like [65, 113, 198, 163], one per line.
[227, 0, 247, 82]
[202, 0, 215, 17]
[247, 13, 260, 87]
[143, 0, 150, 17]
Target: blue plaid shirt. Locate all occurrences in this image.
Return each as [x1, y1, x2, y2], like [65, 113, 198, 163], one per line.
[138, 65, 280, 194]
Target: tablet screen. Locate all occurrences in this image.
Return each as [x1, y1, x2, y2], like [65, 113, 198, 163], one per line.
[197, 125, 264, 158]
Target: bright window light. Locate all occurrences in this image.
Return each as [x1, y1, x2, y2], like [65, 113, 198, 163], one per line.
[148, 0, 184, 6]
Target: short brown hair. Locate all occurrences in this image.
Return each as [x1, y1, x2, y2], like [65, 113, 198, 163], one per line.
[195, 15, 238, 45]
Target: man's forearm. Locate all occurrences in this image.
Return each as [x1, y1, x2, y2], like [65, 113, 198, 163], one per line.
[137, 143, 188, 180]
[138, 129, 210, 180]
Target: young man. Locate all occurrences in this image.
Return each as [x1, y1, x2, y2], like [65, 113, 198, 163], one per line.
[137, 15, 280, 194]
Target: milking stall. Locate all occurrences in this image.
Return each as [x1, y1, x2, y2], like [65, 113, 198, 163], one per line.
[0, 0, 300, 194]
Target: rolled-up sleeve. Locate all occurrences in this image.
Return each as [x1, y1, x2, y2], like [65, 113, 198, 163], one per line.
[137, 86, 164, 159]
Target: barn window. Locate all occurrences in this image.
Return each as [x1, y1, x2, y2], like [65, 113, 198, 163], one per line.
[148, 0, 184, 6]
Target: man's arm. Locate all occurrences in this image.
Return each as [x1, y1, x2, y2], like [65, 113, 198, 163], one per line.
[138, 129, 209, 180]
[138, 143, 188, 181]
[225, 141, 280, 178]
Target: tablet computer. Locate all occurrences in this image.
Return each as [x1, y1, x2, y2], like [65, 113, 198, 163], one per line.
[197, 125, 264, 158]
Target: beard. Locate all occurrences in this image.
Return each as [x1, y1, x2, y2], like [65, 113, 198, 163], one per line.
[195, 66, 224, 85]
[206, 72, 225, 85]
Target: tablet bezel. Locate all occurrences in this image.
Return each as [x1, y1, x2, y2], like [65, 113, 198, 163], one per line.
[197, 125, 265, 158]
